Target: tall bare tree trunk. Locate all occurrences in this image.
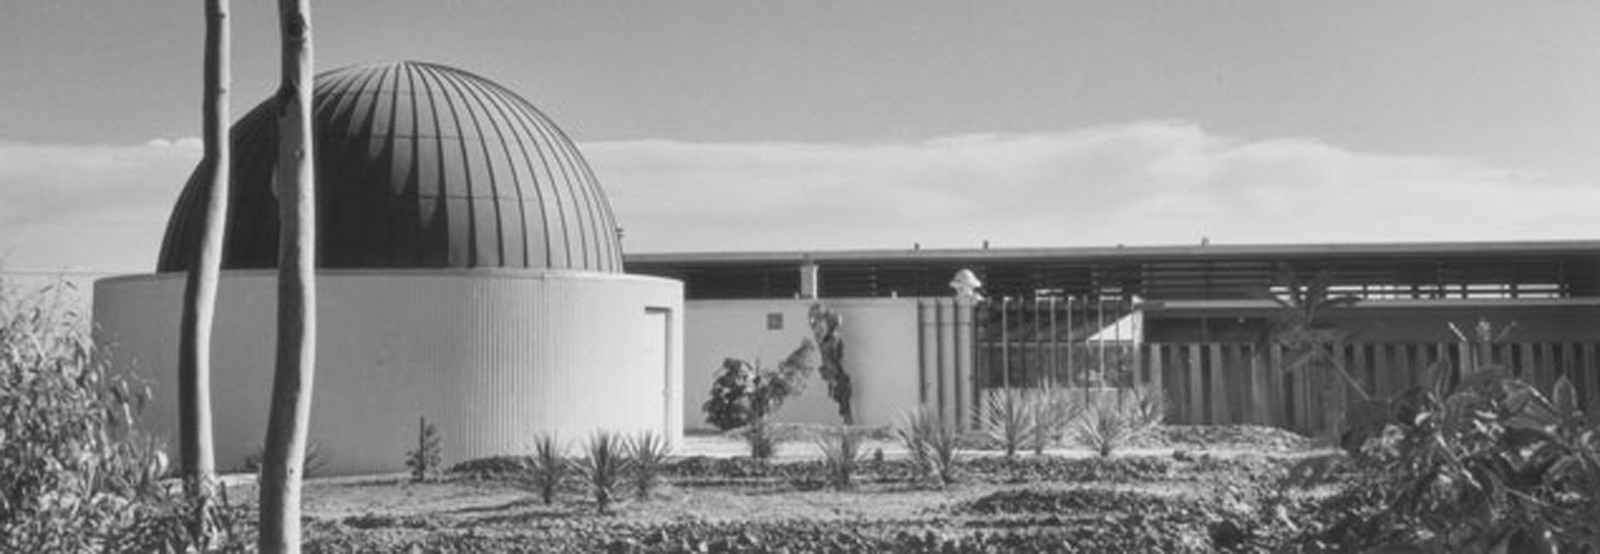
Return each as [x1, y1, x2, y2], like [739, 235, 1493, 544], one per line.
[259, 0, 315, 551]
[177, 0, 228, 543]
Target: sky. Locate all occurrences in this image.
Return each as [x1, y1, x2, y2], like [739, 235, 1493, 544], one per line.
[2, 1, 1598, 289]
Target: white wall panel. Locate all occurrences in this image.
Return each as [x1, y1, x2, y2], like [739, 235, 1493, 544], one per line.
[681, 299, 920, 431]
[94, 269, 682, 476]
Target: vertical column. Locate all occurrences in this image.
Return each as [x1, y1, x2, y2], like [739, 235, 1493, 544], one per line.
[954, 295, 975, 430]
[938, 299, 959, 429]
[918, 300, 937, 406]
[799, 260, 819, 299]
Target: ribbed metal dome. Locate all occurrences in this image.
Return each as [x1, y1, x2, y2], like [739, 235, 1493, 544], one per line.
[158, 61, 623, 272]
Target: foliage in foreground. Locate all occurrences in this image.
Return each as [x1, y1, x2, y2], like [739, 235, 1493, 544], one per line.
[1309, 367, 1600, 553]
[573, 431, 631, 513]
[897, 406, 960, 487]
[0, 282, 251, 552]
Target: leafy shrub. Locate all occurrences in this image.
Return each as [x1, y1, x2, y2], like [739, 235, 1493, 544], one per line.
[627, 431, 669, 499]
[815, 425, 865, 489]
[702, 341, 817, 431]
[572, 431, 631, 513]
[1071, 385, 1166, 457]
[898, 407, 959, 487]
[0, 282, 250, 552]
[526, 434, 564, 505]
[404, 416, 443, 482]
[1322, 367, 1600, 553]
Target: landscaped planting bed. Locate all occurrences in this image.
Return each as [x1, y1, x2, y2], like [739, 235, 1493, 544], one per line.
[284, 425, 1352, 553]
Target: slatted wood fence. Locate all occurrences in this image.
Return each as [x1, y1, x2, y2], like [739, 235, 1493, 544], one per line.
[978, 339, 1600, 434]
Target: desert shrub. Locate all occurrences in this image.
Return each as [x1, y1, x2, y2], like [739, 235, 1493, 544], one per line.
[898, 407, 959, 487]
[0, 281, 249, 552]
[572, 431, 631, 513]
[1071, 385, 1166, 457]
[404, 416, 443, 482]
[978, 388, 1036, 459]
[1126, 384, 1169, 428]
[730, 419, 804, 460]
[525, 434, 565, 505]
[815, 425, 865, 489]
[1027, 388, 1084, 455]
[1316, 368, 1600, 553]
[627, 431, 669, 499]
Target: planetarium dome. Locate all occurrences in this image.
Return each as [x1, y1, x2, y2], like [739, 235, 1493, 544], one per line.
[97, 61, 682, 475]
[158, 60, 622, 273]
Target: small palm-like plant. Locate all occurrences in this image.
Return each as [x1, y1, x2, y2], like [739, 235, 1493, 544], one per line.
[979, 388, 1036, 459]
[1028, 388, 1083, 456]
[1127, 384, 1169, 429]
[815, 425, 865, 489]
[734, 418, 801, 461]
[404, 416, 443, 482]
[627, 431, 669, 499]
[527, 434, 564, 505]
[898, 407, 960, 487]
[572, 431, 631, 513]
[1071, 386, 1166, 457]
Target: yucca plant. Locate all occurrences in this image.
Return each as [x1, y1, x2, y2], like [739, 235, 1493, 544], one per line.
[1071, 386, 1165, 457]
[897, 407, 960, 487]
[978, 388, 1036, 460]
[526, 433, 564, 505]
[1126, 384, 1169, 430]
[1028, 388, 1082, 456]
[627, 431, 670, 499]
[572, 431, 631, 513]
[1073, 400, 1134, 457]
[815, 425, 865, 489]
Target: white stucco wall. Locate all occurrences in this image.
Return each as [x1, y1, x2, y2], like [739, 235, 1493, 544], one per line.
[682, 298, 921, 431]
[93, 269, 683, 476]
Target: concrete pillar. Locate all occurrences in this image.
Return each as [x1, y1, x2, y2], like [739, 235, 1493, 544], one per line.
[954, 295, 975, 430]
[938, 299, 959, 429]
[799, 262, 820, 299]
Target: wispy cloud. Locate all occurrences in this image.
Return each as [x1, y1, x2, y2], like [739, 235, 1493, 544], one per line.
[0, 122, 1589, 277]
[0, 139, 198, 273]
[589, 122, 1592, 252]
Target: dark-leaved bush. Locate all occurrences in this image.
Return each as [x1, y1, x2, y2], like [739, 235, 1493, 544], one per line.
[1321, 365, 1600, 553]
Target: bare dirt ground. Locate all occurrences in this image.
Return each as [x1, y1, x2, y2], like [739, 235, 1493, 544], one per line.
[219, 425, 1339, 553]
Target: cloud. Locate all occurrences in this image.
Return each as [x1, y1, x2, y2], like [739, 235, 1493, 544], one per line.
[0, 139, 198, 273]
[0, 122, 1590, 277]
[586, 122, 1594, 252]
